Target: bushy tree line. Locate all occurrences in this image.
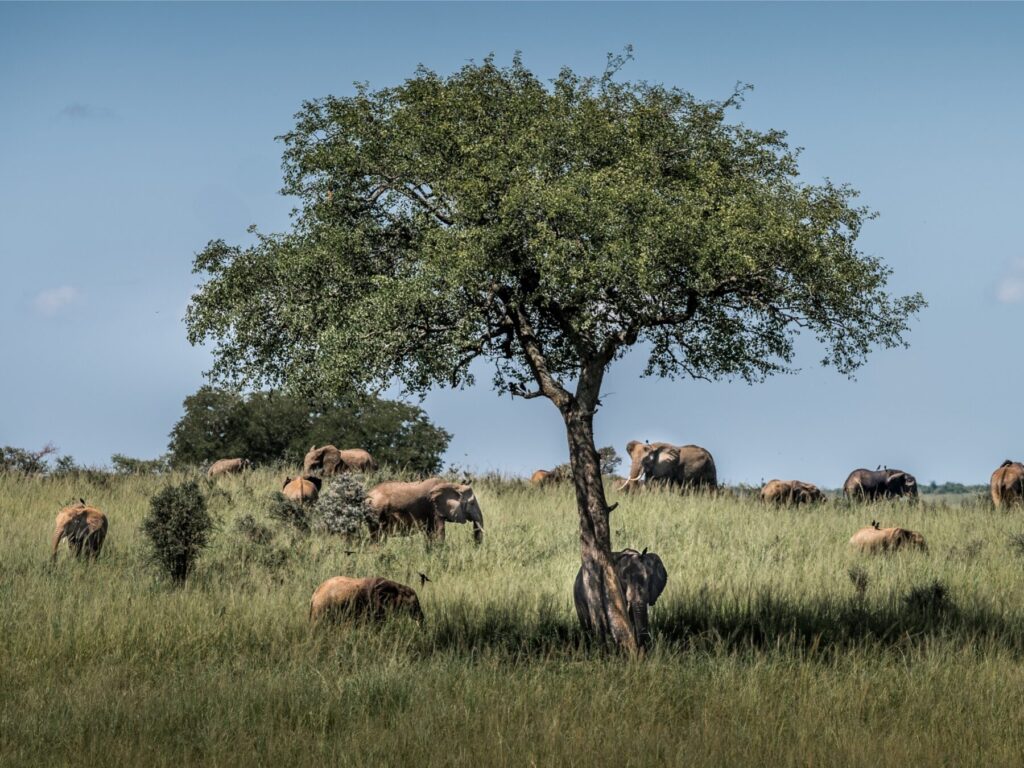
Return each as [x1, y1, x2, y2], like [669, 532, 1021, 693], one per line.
[167, 387, 451, 475]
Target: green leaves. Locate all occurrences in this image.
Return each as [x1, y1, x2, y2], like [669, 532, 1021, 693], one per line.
[188, 54, 924, 408]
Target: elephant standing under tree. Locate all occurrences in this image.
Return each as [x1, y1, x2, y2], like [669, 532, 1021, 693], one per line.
[843, 468, 918, 501]
[574, 548, 667, 651]
[991, 460, 1024, 508]
[303, 445, 378, 476]
[365, 477, 483, 543]
[618, 441, 717, 492]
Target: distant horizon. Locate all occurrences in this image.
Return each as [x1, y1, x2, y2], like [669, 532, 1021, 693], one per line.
[2, 3, 1021, 486]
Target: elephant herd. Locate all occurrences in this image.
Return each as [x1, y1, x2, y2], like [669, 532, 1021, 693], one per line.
[46, 438, 1024, 644]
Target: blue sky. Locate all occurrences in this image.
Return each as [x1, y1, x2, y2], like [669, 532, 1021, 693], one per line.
[1, 2, 1022, 485]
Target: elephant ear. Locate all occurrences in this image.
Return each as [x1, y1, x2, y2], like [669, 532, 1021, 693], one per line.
[429, 484, 464, 522]
[283, 477, 292, 489]
[643, 552, 668, 605]
[307, 476, 323, 491]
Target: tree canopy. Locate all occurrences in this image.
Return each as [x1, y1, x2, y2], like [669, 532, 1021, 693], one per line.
[188, 53, 923, 410]
[167, 387, 451, 474]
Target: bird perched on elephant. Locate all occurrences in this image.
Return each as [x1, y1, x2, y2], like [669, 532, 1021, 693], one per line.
[207, 457, 251, 477]
[309, 576, 423, 624]
[51, 502, 108, 561]
[843, 468, 918, 501]
[618, 441, 717, 492]
[849, 522, 927, 553]
[303, 445, 378, 476]
[574, 548, 668, 651]
[282, 475, 322, 502]
[991, 460, 1024, 508]
[365, 477, 483, 543]
[760, 479, 826, 506]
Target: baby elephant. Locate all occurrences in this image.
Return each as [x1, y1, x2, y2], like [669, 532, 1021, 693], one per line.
[282, 475, 322, 502]
[51, 502, 108, 561]
[309, 576, 423, 624]
[760, 479, 826, 506]
[849, 523, 927, 553]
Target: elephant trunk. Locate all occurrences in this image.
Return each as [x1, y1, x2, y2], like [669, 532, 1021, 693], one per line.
[627, 587, 651, 651]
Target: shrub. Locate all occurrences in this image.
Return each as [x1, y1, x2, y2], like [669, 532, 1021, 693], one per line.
[267, 493, 312, 533]
[111, 453, 169, 475]
[235, 514, 274, 546]
[903, 579, 953, 615]
[142, 481, 216, 583]
[314, 474, 375, 537]
[1, 443, 57, 474]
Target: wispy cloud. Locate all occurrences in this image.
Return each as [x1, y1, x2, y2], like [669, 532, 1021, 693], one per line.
[58, 102, 116, 120]
[996, 259, 1024, 304]
[34, 285, 79, 316]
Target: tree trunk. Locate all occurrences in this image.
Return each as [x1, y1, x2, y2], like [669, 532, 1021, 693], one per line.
[563, 406, 638, 654]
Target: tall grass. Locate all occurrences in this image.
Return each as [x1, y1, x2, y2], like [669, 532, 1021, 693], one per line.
[3, 469, 1024, 766]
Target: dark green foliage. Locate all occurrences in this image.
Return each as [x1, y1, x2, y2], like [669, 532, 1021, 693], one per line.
[167, 386, 450, 474]
[314, 474, 375, 537]
[110, 453, 169, 475]
[142, 481, 216, 583]
[267, 493, 312, 533]
[922, 481, 989, 495]
[1, 443, 56, 474]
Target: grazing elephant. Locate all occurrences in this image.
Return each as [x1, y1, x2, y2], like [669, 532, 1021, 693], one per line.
[282, 475, 322, 502]
[574, 548, 668, 651]
[309, 576, 423, 624]
[531, 469, 560, 486]
[207, 458, 251, 477]
[618, 441, 717, 492]
[991, 460, 1024, 508]
[843, 468, 918, 501]
[365, 477, 484, 543]
[303, 445, 378, 476]
[760, 479, 826, 506]
[849, 522, 927, 553]
[51, 502, 108, 561]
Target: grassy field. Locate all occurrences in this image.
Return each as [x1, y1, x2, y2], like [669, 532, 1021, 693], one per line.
[3, 469, 1024, 767]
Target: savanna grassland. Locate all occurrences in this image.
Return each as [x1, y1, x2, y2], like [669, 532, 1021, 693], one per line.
[3, 469, 1024, 767]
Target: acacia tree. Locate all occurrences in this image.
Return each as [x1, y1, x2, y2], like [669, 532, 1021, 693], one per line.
[187, 53, 923, 653]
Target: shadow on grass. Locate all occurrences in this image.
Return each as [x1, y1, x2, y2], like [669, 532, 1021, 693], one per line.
[403, 588, 1024, 660]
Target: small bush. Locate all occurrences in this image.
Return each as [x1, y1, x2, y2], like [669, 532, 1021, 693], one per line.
[314, 474, 375, 537]
[142, 481, 216, 583]
[1009, 533, 1024, 558]
[111, 453, 169, 475]
[267, 493, 312, 532]
[235, 514, 274, 546]
[847, 566, 869, 598]
[903, 579, 953, 615]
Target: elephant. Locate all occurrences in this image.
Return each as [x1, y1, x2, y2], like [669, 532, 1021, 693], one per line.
[530, 469, 560, 486]
[365, 477, 483, 543]
[991, 460, 1024, 508]
[207, 458, 251, 477]
[843, 468, 918, 501]
[309, 576, 423, 624]
[303, 445, 378, 476]
[618, 441, 717, 492]
[849, 522, 927, 553]
[760, 479, 826, 506]
[51, 502, 108, 561]
[282, 475, 322, 502]
[574, 548, 668, 651]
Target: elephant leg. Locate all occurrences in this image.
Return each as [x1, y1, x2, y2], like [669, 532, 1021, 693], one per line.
[429, 516, 446, 543]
